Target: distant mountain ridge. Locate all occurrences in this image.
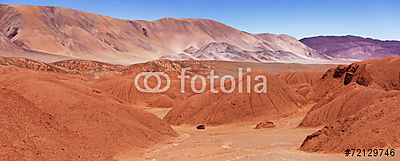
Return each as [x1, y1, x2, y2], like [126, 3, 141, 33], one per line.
[300, 35, 400, 60]
[0, 4, 329, 64]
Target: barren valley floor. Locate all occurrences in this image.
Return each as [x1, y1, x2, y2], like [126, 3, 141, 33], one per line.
[120, 106, 400, 161]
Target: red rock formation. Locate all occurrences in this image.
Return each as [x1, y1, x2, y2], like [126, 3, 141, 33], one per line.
[308, 56, 400, 102]
[299, 56, 400, 153]
[0, 56, 67, 72]
[254, 121, 276, 129]
[51, 59, 123, 73]
[300, 94, 400, 152]
[299, 84, 399, 127]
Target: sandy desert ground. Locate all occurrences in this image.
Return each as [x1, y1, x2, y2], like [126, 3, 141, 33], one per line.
[1, 3, 399, 161]
[1, 56, 399, 161]
[121, 106, 399, 161]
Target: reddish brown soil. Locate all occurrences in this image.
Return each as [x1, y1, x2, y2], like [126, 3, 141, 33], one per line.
[300, 94, 400, 152]
[308, 56, 400, 102]
[278, 70, 325, 86]
[299, 84, 399, 127]
[1, 55, 399, 158]
[278, 70, 325, 98]
[300, 56, 400, 127]
[0, 87, 107, 160]
[121, 59, 215, 76]
[0, 66, 178, 159]
[0, 56, 68, 72]
[163, 71, 306, 125]
[90, 73, 187, 108]
[298, 56, 400, 153]
[50, 59, 123, 73]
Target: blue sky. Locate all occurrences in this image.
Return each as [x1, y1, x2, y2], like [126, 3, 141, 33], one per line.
[1, 0, 399, 40]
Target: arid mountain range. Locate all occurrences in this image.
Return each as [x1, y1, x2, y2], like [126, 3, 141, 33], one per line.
[301, 35, 400, 60]
[1, 3, 400, 161]
[0, 4, 331, 64]
[3, 4, 398, 65]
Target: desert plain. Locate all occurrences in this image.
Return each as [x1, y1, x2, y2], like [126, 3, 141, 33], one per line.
[0, 4, 400, 161]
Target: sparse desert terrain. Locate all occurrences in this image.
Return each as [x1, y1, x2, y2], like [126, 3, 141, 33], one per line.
[1, 3, 399, 161]
[0, 56, 399, 160]
[131, 105, 399, 161]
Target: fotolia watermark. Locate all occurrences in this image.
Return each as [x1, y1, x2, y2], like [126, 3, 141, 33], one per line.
[134, 68, 267, 93]
[134, 72, 171, 92]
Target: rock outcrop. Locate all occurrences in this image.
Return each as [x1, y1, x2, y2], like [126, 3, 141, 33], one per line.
[255, 121, 276, 129]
